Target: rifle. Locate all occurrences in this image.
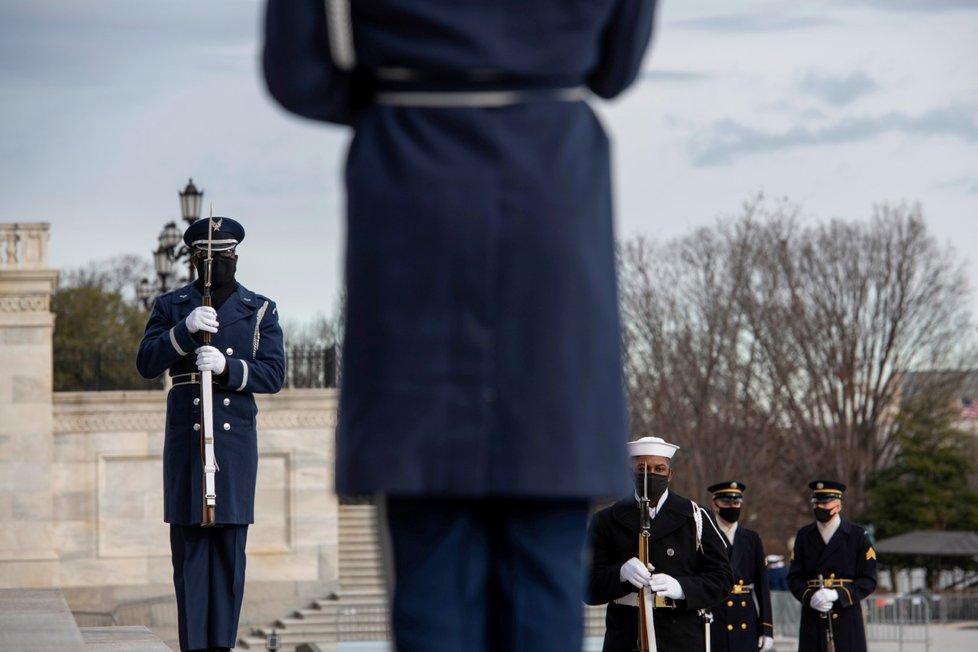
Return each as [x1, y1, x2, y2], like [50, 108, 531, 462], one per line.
[817, 573, 836, 652]
[199, 212, 219, 527]
[637, 468, 657, 652]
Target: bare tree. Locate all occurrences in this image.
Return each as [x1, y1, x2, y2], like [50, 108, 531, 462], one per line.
[60, 253, 153, 303]
[745, 203, 975, 511]
[619, 199, 976, 550]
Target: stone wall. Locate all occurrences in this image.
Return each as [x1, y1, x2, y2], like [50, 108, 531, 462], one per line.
[0, 222, 60, 579]
[48, 389, 340, 620]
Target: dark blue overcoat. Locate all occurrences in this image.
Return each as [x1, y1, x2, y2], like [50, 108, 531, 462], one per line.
[263, 0, 657, 498]
[711, 526, 774, 652]
[137, 283, 286, 525]
[787, 518, 879, 652]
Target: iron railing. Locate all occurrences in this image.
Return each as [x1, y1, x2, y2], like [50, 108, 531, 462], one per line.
[54, 344, 338, 391]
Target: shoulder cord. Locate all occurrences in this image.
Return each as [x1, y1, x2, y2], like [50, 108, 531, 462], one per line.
[253, 300, 269, 358]
[325, 0, 356, 70]
[691, 500, 717, 624]
[690, 500, 704, 553]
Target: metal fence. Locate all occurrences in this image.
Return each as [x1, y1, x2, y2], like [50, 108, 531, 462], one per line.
[285, 344, 338, 389]
[55, 346, 165, 391]
[327, 603, 621, 642]
[54, 344, 338, 391]
[865, 594, 931, 651]
[335, 604, 391, 641]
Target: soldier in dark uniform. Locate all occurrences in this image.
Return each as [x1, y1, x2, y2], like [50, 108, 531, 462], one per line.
[136, 218, 286, 652]
[587, 437, 733, 652]
[263, 2, 658, 652]
[707, 481, 774, 652]
[787, 481, 878, 652]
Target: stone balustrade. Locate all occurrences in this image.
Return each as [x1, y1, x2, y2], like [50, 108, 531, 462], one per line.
[0, 222, 50, 270]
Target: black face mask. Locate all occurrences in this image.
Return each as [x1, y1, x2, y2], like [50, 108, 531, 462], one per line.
[635, 472, 669, 504]
[195, 255, 237, 289]
[718, 506, 741, 523]
[813, 506, 835, 523]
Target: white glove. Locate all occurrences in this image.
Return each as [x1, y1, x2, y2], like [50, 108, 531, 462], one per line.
[619, 557, 652, 589]
[195, 346, 227, 374]
[812, 587, 838, 605]
[649, 573, 685, 600]
[186, 306, 218, 334]
[810, 588, 835, 613]
[759, 635, 774, 651]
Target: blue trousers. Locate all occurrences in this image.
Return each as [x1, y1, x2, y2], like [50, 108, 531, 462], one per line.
[170, 524, 248, 652]
[385, 497, 590, 652]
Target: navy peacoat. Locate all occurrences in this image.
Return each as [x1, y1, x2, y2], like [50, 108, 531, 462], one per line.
[137, 283, 286, 525]
[587, 492, 734, 651]
[787, 518, 878, 652]
[263, 0, 658, 498]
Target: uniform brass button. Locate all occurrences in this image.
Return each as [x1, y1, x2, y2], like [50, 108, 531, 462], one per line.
[727, 601, 733, 607]
[741, 623, 747, 630]
[741, 601, 747, 607]
[727, 625, 733, 631]
[223, 423, 230, 431]
[832, 613, 838, 620]
[223, 398, 230, 406]
[193, 423, 200, 431]
[226, 347, 234, 356]
[193, 398, 200, 406]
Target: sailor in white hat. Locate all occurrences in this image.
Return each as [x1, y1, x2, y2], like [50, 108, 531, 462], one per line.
[586, 436, 733, 652]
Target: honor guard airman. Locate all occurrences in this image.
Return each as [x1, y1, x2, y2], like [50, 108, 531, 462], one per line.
[587, 437, 734, 652]
[707, 481, 774, 652]
[263, 2, 659, 652]
[787, 481, 878, 652]
[136, 217, 286, 652]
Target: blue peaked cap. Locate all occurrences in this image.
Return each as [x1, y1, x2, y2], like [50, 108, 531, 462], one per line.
[183, 217, 245, 251]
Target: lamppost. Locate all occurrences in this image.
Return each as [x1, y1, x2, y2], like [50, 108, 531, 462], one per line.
[136, 178, 204, 309]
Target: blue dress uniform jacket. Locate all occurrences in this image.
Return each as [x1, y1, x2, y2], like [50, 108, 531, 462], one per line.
[787, 518, 878, 652]
[263, 0, 656, 499]
[711, 526, 774, 652]
[136, 282, 286, 525]
[586, 493, 734, 652]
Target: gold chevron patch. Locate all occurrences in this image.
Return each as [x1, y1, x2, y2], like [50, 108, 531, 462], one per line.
[866, 547, 876, 561]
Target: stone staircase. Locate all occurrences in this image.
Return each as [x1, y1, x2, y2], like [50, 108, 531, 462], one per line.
[237, 504, 388, 651]
[0, 588, 171, 651]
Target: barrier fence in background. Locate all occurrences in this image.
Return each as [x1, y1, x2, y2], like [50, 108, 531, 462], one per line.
[54, 344, 338, 391]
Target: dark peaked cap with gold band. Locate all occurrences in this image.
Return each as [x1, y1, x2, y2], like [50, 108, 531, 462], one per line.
[183, 217, 245, 252]
[708, 480, 746, 501]
[809, 479, 846, 503]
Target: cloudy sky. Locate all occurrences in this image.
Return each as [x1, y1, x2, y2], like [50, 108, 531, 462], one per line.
[2, 0, 977, 329]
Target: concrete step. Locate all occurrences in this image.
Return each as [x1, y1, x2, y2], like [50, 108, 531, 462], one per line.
[0, 588, 87, 651]
[0, 589, 173, 652]
[80, 625, 173, 651]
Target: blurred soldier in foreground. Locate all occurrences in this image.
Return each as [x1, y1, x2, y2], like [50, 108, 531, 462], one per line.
[788, 481, 878, 652]
[136, 218, 285, 651]
[263, 1, 659, 651]
[586, 437, 733, 651]
[707, 481, 774, 652]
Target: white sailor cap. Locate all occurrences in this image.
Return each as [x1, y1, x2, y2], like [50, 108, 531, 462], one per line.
[627, 436, 680, 459]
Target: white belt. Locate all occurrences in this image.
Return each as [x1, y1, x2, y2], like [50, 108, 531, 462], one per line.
[374, 86, 589, 108]
[614, 593, 676, 609]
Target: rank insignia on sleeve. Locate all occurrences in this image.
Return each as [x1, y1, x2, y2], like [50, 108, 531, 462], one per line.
[866, 547, 876, 560]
